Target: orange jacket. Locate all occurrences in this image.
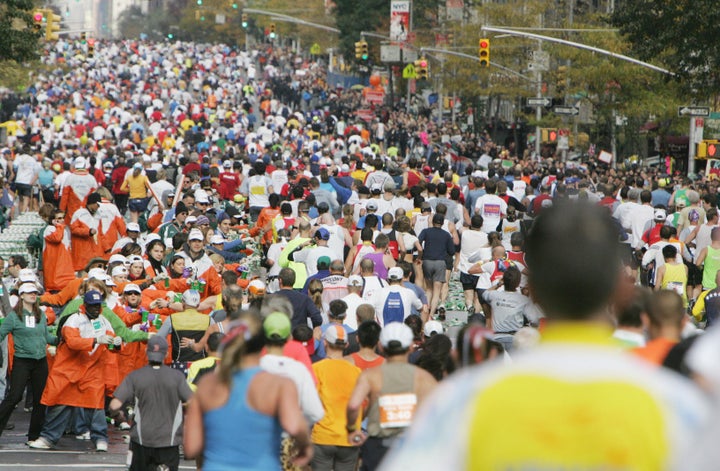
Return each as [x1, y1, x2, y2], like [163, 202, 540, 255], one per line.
[42, 225, 76, 292]
[70, 208, 105, 271]
[59, 172, 98, 225]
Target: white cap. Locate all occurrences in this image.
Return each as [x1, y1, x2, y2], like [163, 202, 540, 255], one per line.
[18, 268, 37, 283]
[127, 222, 141, 232]
[186, 215, 198, 224]
[127, 255, 144, 265]
[111, 265, 129, 277]
[108, 254, 127, 266]
[423, 320, 444, 337]
[348, 275, 363, 287]
[145, 233, 162, 244]
[19, 283, 39, 295]
[387, 266, 404, 281]
[123, 283, 142, 294]
[182, 289, 201, 307]
[210, 235, 225, 245]
[380, 322, 414, 350]
[74, 157, 86, 169]
[188, 229, 204, 241]
[101, 274, 117, 287]
[87, 268, 107, 280]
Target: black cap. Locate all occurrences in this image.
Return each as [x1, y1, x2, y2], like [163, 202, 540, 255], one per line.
[86, 193, 102, 205]
[175, 201, 189, 215]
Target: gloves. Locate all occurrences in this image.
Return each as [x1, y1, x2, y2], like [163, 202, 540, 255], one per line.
[97, 335, 114, 345]
[131, 324, 143, 331]
[113, 336, 122, 347]
[47, 346, 57, 357]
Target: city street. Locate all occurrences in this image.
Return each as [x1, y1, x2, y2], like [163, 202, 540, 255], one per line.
[0, 407, 195, 470]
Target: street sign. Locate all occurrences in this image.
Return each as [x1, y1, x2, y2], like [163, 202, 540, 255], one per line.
[402, 63, 416, 79]
[527, 97, 551, 107]
[678, 106, 710, 117]
[554, 106, 579, 116]
[310, 43, 321, 55]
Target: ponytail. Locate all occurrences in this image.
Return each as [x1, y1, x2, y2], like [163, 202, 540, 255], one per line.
[216, 313, 263, 386]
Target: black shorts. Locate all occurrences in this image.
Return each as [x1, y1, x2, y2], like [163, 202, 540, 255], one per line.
[15, 183, 31, 197]
[460, 272, 479, 291]
[686, 261, 703, 286]
[128, 197, 150, 213]
[445, 254, 454, 271]
[129, 441, 180, 471]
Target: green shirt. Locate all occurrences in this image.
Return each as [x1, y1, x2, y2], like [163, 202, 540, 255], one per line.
[59, 298, 149, 343]
[0, 309, 57, 360]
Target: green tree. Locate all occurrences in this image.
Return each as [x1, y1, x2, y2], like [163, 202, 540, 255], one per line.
[0, 0, 42, 63]
[611, 0, 720, 99]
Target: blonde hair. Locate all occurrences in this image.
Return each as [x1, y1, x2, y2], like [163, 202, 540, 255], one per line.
[308, 279, 323, 311]
[217, 312, 263, 386]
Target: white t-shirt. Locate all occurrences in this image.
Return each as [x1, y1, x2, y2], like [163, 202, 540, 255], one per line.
[259, 354, 324, 425]
[14, 153, 40, 185]
[474, 194, 508, 233]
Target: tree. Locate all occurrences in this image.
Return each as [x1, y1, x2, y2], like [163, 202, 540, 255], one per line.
[611, 0, 720, 99]
[0, 0, 42, 63]
[333, 0, 387, 61]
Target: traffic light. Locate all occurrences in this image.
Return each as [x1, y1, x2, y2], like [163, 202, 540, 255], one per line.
[416, 58, 429, 80]
[87, 38, 95, 59]
[231, 2, 238, 8]
[46, 11, 61, 41]
[541, 128, 558, 143]
[556, 65, 567, 96]
[697, 140, 720, 159]
[269, 23, 276, 39]
[32, 10, 44, 33]
[355, 40, 368, 60]
[479, 38, 490, 67]
[241, 13, 248, 28]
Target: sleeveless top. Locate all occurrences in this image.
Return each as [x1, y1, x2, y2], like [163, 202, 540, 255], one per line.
[703, 246, 720, 289]
[366, 362, 416, 438]
[350, 352, 385, 371]
[203, 367, 282, 471]
[660, 263, 688, 305]
[363, 252, 388, 279]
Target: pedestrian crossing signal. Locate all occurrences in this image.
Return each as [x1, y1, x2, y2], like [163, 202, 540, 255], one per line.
[698, 140, 720, 159]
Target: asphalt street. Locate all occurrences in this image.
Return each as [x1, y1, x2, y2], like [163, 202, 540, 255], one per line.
[0, 406, 196, 470]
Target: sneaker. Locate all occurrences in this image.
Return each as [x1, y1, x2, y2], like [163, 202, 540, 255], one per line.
[437, 306, 446, 322]
[28, 437, 53, 449]
[118, 421, 131, 431]
[75, 431, 91, 440]
[4, 422, 14, 430]
[96, 440, 108, 452]
[23, 407, 33, 413]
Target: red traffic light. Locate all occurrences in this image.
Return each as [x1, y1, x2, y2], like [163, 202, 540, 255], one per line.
[479, 40, 489, 48]
[87, 38, 95, 46]
[709, 144, 717, 157]
[549, 130, 558, 141]
[34, 12, 44, 22]
[419, 60, 427, 67]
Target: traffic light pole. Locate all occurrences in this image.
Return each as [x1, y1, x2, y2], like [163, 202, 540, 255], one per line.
[242, 8, 340, 34]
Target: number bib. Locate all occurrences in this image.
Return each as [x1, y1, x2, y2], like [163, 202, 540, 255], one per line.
[378, 393, 417, 429]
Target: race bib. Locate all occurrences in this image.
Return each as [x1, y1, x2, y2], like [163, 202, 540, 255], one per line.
[92, 319, 104, 337]
[666, 281, 684, 296]
[25, 316, 35, 329]
[378, 393, 417, 429]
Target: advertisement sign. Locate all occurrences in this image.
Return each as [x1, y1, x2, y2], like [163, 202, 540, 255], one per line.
[390, 1, 410, 42]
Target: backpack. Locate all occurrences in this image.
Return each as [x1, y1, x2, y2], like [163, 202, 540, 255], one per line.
[382, 290, 406, 325]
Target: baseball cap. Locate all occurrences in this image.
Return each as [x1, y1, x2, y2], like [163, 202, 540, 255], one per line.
[263, 312, 291, 340]
[223, 160, 232, 168]
[182, 289, 201, 307]
[19, 283, 39, 295]
[112, 265, 129, 277]
[316, 228, 330, 240]
[387, 266, 404, 281]
[654, 208, 667, 222]
[340, 164, 350, 173]
[86, 193, 102, 205]
[248, 279, 266, 296]
[210, 235, 225, 245]
[74, 157, 87, 169]
[123, 283, 142, 295]
[348, 275, 363, 287]
[133, 162, 143, 170]
[186, 215, 198, 225]
[380, 322, 414, 350]
[127, 255, 143, 265]
[323, 325, 348, 346]
[87, 268, 107, 280]
[188, 229, 204, 241]
[196, 194, 210, 204]
[366, 201, 378, 211]
[316, 256, 331, 270]
[101, 274, 117, 287]
[146, 335, 168, 363]
[423, 320, 444, 337]
[108, 254, 127, 266]
[18, 268, 37, 283]
[127, 222, 141, 232]
[84, 290, 103, 305]
[371, 183, 382, 194]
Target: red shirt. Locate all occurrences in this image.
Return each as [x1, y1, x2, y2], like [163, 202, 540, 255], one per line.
[219, 171, 241, 200]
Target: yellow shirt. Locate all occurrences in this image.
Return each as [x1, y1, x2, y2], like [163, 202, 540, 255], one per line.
[311, 358, 361, 446]
[121, 174, 149, 199]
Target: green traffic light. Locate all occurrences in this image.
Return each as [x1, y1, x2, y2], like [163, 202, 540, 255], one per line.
[200, 15, 205, 21]
[242, 21, 248, 27]
[362, 54, 368, 60]
[168, 33, 174, 39]
[196, 0, 202, 4]
[232, 3, 238, 8]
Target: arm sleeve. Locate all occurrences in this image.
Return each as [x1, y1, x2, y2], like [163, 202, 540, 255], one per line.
[157, 317, 173, 338]
[298, 369, 325, 425]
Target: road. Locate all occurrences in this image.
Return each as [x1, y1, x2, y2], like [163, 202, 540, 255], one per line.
[0, 406, 196, 470]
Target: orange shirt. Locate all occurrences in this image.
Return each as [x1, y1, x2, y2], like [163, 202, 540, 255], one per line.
[631, 338, 677, 366]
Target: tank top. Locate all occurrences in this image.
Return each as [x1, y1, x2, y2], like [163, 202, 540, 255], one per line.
[661, 263, 688, 305]
[363, 252, 388, 279]
[350, 352, 385, 371]
[366, 362, 416, 438]
[203, 367, 282, 471]
[703, 246, 720, 289]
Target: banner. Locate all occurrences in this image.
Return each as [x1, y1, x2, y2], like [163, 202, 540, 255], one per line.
[707, 159, 720, 180]
[390, 1, 410, 42]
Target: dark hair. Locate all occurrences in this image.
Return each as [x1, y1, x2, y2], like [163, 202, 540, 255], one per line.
[662, 244, 678, 260]
[357, 321, 381, 348]
[404, 314, 423, 341]
[279, 267, 296, 288]
[416, 334, 455, 381]
[207, 332, 225, 352]
[292, 324, 313, 343]
[502, 266, 521, 291]
[525, 202, 621, 320]
[221, 270, 239, 286]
